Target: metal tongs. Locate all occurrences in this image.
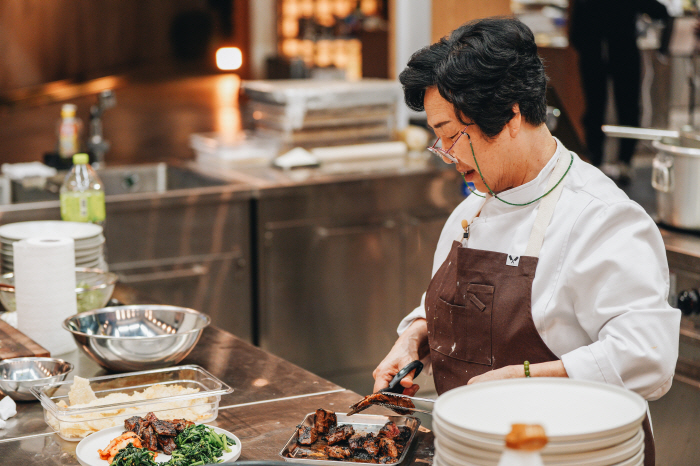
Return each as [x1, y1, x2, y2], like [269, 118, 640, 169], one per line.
[348, 360, 435, 416]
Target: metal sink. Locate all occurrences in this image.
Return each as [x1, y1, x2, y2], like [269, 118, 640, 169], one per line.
[9, 163, 229, 203]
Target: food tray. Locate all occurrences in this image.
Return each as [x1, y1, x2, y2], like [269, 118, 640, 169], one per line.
[279, 412, 421, 465]
[30, 365, 232, 441]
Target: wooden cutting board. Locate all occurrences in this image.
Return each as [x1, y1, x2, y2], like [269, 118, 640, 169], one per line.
[0, 319, 50, 360]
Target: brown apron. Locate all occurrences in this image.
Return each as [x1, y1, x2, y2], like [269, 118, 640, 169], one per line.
[424, 152, 654, 465]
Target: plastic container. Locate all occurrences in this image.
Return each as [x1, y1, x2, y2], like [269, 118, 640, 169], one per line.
[190, 132, 279, 168]
[60, 153, 106, 226]
[30, 365, 232, 441]
[57, 104, 83, 159]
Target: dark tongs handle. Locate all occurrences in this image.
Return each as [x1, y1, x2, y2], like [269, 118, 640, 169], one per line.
[380, 360, 424, 394]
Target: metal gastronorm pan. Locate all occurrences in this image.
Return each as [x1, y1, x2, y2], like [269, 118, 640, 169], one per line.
[279, 412, 421, 466]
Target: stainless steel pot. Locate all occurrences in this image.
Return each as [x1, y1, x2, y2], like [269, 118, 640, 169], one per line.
[652, 138, 700, 229]
[603, 125, 700, 230]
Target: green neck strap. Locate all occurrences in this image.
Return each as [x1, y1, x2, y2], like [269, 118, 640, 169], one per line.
[462, 137, 573, 207]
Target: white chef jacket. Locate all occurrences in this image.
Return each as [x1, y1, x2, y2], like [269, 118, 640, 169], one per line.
[398, 138, 681, 400]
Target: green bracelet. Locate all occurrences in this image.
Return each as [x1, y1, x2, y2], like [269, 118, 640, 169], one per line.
[524, 361, 531, 378]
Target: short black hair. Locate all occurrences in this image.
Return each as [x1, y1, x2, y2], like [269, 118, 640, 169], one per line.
[399, 17, 548, 138]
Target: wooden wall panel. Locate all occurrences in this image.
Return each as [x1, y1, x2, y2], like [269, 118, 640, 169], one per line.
[0, 0, 219, 93]
[431, 0, 511, 43]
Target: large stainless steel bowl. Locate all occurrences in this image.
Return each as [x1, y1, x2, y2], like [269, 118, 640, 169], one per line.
[0, 357, 73, 401]
[62, 305, 210, 372]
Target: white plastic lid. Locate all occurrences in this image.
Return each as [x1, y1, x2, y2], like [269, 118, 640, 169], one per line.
[61, 104, 77, 117]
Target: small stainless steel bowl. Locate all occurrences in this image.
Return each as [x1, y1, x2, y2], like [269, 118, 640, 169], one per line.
[62, 305, 210, 372]
[0, 357, 74, 401]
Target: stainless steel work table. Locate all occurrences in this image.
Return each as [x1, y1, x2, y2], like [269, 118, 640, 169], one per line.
[0, 323, 435, 465]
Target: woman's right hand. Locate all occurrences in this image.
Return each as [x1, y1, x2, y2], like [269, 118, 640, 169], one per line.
[372, 318, 429, 395]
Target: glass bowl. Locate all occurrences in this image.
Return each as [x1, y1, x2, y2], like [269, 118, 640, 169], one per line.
[0, 267, 118, 314]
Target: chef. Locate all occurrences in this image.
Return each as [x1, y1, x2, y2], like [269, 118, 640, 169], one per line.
[372, 17, 680, 466]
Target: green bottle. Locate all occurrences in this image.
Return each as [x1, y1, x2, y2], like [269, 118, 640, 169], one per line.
[59, 153, 106, 225]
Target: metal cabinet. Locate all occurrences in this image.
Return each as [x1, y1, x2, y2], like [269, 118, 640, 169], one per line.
[256, 170, 464, 394]
[0, 182, 254, 343]
[105, 190, 253, 342]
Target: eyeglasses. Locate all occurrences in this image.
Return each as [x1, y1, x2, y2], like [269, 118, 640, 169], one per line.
[427, 123, 475, 163]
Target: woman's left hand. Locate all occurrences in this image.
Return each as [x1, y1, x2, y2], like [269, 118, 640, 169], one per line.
[467, 360, 569, 385]
[467, 365, 523, 385]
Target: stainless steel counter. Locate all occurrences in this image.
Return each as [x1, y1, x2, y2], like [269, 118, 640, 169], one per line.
[0, 323, 434, 465]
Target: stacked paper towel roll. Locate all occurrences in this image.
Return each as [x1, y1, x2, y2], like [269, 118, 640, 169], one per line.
[13, 238, 77, 355]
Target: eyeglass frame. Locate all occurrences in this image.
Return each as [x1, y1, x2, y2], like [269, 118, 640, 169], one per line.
[427, 123, 476, 163]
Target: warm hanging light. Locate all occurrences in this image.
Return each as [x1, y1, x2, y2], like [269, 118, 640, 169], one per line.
[216, 47, 243, 71]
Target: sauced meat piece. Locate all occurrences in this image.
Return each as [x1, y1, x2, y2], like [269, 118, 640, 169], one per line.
[352, 451, 378, 463]
[294, 447, 328, 459]
[379, 457, 394, 464]
[349, 433, 368, 451]
[158, 435, 177, 455]
[397, 426, 411, 443]
[325, 446, 353, 459]
[134, 418, 151, 438]
[124, 416, 141, 433]
[362, 436, 381, 456]
[145, 412, 159, 424]
[152, 420, 178, 437]
[142, 425, 159, 451]
[348, 393, 415, 416]
[315, 408, 337, 434]
[327, 424, 355, 445]
[378, 438, 399, 458]
[377, 422, 400, 440]
[297, 425, 319, 445]
[171, 418, 195, 433]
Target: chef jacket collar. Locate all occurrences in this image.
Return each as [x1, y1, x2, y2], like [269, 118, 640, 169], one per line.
[476, 137, 564, 217]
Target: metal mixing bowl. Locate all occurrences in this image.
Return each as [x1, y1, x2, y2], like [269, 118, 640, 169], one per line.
[0, 268, 118, 313]
[0, 357, 74, 401]
[62, 305, 210, 372]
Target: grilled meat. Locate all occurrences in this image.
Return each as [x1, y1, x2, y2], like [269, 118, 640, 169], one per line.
[348, 433, 381, 456]
[377, 422, 400, 440]
[142, 425, 159, 451]
[398, 426, 411, 443]
[326, 446, 353, 459]
[315, 408, 337, 434]
[352, 451, 378, 463]
[379, 457, 394, 463]
[98, 431, 142, 464]
[297, 425, 319, 445]
[362, 436, 381, 456]
[348, 393, 415, 416]
[152, 419, 178, 437]
[294, 447, 328, 459]
[171, 418, 195, 433]
[349, 433, 367, 450]
[124, 416, 141, 433]
[157, 435, 177, 455]
[327, 424, 355, 445]
[378, 438, 398, 458]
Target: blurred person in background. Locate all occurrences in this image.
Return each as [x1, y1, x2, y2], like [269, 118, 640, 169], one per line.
[570, 0, 673, 184]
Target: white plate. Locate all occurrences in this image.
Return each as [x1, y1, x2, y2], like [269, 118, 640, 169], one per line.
[435, 430, 643, 466]
[432, 416, 641, 455]
[75, 424, 242, 466]
[0, 221, 103, 241]
[434, 379, 646, 442]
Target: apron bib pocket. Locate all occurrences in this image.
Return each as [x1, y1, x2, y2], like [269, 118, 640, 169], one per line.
[430, 285, 494, 366]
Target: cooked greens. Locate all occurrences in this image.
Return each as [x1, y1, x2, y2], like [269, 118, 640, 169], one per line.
[111, 443, 158, 466]
[167, 424, 236, 466]
[109, 424, 235, 466]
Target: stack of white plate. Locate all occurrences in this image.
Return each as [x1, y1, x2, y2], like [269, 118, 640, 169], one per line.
[0, 221, 106, 273]
[432, 378, 647, 466]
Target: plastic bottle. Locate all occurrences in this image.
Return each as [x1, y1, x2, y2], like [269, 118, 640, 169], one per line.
[57, 104, 83, 160]
[60, 153, 106, 226]
[497, 424, 548, 466]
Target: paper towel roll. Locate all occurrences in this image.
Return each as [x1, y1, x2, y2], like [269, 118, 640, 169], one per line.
[13, 237, 77, 355]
